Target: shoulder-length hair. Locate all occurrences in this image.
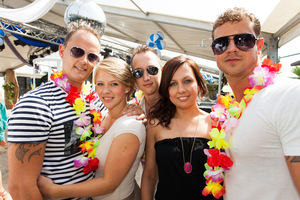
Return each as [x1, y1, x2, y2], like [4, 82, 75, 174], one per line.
[148, 56, 207, 128]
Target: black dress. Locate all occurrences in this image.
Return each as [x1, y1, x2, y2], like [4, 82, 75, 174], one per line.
[154, 137, 220, 200]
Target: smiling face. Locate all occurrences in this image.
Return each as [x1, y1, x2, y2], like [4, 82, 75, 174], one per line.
[59, 29, 101, 89]
[131, 51, 162, 96]
[168, 63, 199, 110]
[95, 69, 129, 111]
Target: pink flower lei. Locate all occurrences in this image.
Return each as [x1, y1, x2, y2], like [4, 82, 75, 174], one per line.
[51, 70, 105, 174]
[202, 59, 281, 199]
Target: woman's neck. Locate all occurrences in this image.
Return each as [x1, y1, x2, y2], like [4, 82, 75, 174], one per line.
[107, 102, 127, 120]
[175, 104, 201, 120]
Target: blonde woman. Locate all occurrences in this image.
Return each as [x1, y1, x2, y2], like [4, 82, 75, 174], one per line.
[38, 57, 146, 200]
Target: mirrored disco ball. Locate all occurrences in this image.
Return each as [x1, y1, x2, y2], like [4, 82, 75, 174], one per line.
[64, 0, 106, 37]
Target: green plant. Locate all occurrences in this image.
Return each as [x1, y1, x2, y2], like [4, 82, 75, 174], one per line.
[292, 66, 300, 79]
[2, 82, 15, 105]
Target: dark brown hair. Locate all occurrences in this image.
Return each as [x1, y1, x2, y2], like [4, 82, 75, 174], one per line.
[148, 56, 207, 128]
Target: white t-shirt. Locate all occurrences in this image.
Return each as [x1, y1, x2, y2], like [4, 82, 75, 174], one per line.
[224, 76, 300, 200]
[93, 115, 146, 200]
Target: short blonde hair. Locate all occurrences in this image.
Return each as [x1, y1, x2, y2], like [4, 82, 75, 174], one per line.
[94, 57, 135, 101]
[64, 25, 101, 46]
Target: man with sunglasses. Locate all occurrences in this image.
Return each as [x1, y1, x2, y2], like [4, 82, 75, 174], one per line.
[131, 45, 162, 116]
[212, 8, 300, 199]
[7, 26, 104, 200]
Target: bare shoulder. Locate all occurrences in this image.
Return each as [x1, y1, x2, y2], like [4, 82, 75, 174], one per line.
[146, 118, 165, 140]
[147, 118, 161, 130]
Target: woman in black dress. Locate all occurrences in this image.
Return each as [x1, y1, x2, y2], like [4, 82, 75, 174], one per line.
[141, 56, 219, 200]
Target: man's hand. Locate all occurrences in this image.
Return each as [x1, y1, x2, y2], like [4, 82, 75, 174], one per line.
[123, 104, 147, 124]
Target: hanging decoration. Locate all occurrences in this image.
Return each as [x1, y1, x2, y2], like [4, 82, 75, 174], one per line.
[203, 74, 215, 83]
[64, 0, 107, 37]
[0, 30, 5, 50]
[146, 31, 166, 57]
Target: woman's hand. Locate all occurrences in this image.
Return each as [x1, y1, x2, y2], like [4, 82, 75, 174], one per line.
[37, 175, 56, 199]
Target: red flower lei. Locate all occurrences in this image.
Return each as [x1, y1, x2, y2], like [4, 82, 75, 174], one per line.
[51, 70, 105, 174]
[202, 59, 281, 199]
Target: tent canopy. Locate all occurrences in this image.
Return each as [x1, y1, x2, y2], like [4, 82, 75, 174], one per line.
[0, 0, 300, 76]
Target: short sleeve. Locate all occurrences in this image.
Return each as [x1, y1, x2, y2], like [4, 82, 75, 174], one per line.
[275, 82, 300, 155]
[114, 115, 146, 144]
[8, 93, 53, 143]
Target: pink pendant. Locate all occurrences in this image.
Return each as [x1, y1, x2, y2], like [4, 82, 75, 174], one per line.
[184, 162, 192, 174]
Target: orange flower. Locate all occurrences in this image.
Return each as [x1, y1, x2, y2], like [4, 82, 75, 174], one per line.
[91, 109, 102, 124]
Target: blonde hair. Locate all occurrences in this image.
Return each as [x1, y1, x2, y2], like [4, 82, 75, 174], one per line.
[94, 57, 135, 101]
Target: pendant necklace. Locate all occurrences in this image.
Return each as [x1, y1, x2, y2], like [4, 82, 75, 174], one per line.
[176, 116, 199, 174]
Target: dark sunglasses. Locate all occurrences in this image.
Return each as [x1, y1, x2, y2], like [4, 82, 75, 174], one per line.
[132, 66, 159, 79]
[68, 46, 100, 64]
[211, 33, 258, 55]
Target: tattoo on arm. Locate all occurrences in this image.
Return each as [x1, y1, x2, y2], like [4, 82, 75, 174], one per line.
[286, 156, 300, 163]
[28, 148, 42, 162]
[15, 143, 45, 164]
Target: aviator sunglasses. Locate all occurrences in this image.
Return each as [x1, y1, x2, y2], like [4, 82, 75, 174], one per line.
[211, 33, 258, 55]
[132, 66, 159, 79]
[68, 46, 100, 64]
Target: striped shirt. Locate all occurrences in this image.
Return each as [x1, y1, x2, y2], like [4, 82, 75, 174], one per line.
[8, 81, 105, 200]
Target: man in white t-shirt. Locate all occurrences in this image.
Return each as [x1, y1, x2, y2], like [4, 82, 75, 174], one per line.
[211, 7, 300, 199]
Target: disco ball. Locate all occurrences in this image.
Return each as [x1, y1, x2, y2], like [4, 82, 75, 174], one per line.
[64, 0, 106, 37]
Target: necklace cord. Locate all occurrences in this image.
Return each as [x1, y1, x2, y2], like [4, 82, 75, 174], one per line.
[176, 116, 199, 168]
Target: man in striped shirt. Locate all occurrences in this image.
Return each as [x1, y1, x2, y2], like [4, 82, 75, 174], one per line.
[7, 26, 103, 200]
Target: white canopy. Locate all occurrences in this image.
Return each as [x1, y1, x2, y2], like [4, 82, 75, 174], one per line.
[0, 0, 300, 76]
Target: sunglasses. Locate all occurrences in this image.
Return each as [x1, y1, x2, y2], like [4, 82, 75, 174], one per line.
[211, 33, 258, 55]
[132, 66, 159, 79]
[68, 46, 100, 64]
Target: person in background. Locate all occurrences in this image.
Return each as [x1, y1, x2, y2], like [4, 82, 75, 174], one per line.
[0, 171, 12, 200]
[0, 92, 7, 146]
[211, 7, 300, 199]
[37, 57, 146, 200]
[141, 56, 216, 200]
[130, 45, 162, 116]
[0, 92, 11, 200]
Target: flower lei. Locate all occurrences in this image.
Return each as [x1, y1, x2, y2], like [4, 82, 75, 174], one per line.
[129, 89, 144, 106]
[202, 59, 281, 199]
[50, 70, 105, 174]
